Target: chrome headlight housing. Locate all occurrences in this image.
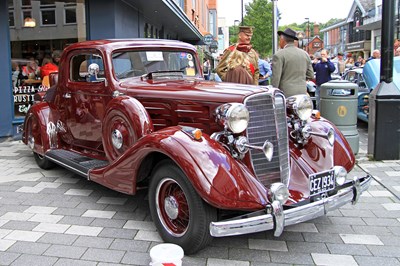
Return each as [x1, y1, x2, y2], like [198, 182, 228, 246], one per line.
[286, 94, 313, 121]
[216, 103, 250, 134]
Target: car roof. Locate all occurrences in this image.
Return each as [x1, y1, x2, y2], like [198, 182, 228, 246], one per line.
[64, 39, 197, 54]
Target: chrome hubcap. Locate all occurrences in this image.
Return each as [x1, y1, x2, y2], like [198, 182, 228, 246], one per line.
[164, 196, 179, 220]
[28, 136, 35, 150]
[111, 129, 123, 149]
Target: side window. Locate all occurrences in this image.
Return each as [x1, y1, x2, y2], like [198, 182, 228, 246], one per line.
[70, 53, 105, 82]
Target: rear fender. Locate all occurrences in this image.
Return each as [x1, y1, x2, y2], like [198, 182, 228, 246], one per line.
[90, 126, 269, 210]
[22, 102, 58, 154]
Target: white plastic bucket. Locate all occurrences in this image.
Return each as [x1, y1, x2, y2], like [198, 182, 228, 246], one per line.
[149, 243, 184, 266]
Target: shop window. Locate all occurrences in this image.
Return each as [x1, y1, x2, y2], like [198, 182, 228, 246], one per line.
[9, 11, 15, 27]
[21, 0, 32, 7]
[65, 6, 77, 24]
[40, 0, 56, 26]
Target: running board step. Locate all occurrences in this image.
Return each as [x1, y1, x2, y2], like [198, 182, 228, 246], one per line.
[45, 149, 109, 178]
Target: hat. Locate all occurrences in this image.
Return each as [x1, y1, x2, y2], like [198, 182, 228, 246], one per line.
[277, 28, 298, 41]
[337, 52, 344, 56]
[239, 26, 254, 36]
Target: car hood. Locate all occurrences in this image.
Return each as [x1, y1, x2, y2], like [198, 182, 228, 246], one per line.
[118, 78, 274, 103]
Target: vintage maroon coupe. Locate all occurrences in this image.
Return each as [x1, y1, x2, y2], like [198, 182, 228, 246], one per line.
[22, 39, 371, 254]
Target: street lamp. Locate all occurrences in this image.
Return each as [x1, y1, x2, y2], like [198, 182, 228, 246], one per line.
[305, 17, 310, 53]
[241, 0, 244, 26]
[297, 32, 304, 49]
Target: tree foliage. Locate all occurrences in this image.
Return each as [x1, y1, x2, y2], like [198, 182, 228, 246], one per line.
[228, 0, 274, 58]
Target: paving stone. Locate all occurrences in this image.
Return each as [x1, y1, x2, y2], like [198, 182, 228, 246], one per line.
[287, 241, 329, 253]
[73, 236, 114, 249]
[0, 251, 19, 265]
[314, 224, 354, 234]
[354, 255, 400, 266]
[54, 258, 97, 266]
[9, 253, 58, 266]
[76, 202, 108, 210]
[123, 220, 157, 231]
[37, 232, 78, 245]
[7, 241, 50, 255]
[96, 197, 128, 205]
[311, 253, 358, 266]
[64, 189, 93, 196]
[90, 218, 126, 229]
[120, 251, 152, 265]
[134, 230, 164, 242]
[23, 206, 57, 214]
[248, 239, 288, 252]
[44, 244, 87, 259]
[82, 210, 116, 219]
[352, 225, 392, 235]
[58, 217, 95, 228]
[1, 220, 39, 231]
[228, 247, 270, 262]
[210, 236, 249, 249]
[207, 258, 250, 266]
[109, 239, 150, 252]
[363, 217, 400, 226]
[53, 208, 86, 217]
[369, 190, 394, 197]
[65, 225, 103, 236]
[270, 251, 313, 264]
[0, 228, 12, 238]
[327, 243, 372, 255]
[367, 245, 400, 257]
[0, 212, 34, 221]
[15, 186, 44, 193]
[284, 223, 318, 233]
[340, 209, 376, 218]
[329, 216, 366, 225]
[340, 234, 384, 245]
[81, 247, 125, 263]
[382, 203, 400, 211]
[0, 239, 16, 251]
[33, 223, 70, 233]
[4, 230, 44, 242]
[28, 214, 63, 224]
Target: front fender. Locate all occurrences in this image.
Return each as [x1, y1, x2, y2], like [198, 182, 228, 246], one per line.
[90, 126, 269, 210]
[287, 117, 355, 201]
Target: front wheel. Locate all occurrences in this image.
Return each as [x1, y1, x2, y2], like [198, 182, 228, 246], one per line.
[148, 160, 216, 255]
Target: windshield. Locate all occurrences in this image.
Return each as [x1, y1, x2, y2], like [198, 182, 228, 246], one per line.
[112, 50, 198, 80]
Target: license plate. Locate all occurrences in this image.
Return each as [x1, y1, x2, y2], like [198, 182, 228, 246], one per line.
[309, 169, 335, 196]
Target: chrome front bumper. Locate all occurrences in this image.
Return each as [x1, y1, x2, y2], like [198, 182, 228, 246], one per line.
[210, 175, 371, 237]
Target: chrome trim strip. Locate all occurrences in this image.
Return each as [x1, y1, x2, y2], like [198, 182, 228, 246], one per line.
[45, 155, 88, 179]
[210, 175, 371, 237]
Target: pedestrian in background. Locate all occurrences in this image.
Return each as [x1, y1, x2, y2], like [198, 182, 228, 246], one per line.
[216, 26, 259, 85]
[336, 52, 346, 76]
[312, 49, 336, 110]
[203, 58, 211, 80]
[258, 53, 272, 85]
[271, 28, 314, 97]
[367, 49, 381, 62]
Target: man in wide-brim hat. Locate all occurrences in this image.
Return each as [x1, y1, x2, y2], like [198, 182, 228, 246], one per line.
[216, 26, 259, 85]
[271, 27, 314, 97]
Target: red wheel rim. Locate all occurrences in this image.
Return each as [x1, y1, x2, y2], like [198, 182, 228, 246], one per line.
[156, 178, 190, 237]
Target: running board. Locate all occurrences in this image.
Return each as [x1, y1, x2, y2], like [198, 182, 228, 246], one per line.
[45, 149, 109, 179]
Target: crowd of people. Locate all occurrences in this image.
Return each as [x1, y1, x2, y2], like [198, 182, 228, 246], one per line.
[12, 50, 61, 88]
[210, 26, 399, 110]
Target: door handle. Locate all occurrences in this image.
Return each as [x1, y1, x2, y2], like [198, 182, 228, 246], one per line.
[63, 93, 71, 99]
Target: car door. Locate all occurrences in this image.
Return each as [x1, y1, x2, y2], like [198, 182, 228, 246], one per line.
[58, 50, 112, 152]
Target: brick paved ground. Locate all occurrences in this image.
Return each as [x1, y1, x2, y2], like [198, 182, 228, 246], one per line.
[0, 122, 399, 265]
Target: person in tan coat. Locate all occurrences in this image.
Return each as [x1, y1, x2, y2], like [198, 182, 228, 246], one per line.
[216, 26, 259, 85]
[271, 28, 314, 97]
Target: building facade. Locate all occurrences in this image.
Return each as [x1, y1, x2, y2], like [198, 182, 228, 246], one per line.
[1, 0, 216, 138]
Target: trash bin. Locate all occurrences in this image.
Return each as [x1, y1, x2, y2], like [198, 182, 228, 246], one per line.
[320, 80, 359, 154]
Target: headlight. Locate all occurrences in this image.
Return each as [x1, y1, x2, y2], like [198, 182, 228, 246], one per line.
[327, 128, 335, 146]
[269, 183, 290, 204]
[333, 166, 347, 186]
[286, 94, 313, 121]
[216, 103, 249, 133]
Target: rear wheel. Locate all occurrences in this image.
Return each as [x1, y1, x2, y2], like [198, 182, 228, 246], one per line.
[149, 160, 216, 255]
[26, 116, 55, 169]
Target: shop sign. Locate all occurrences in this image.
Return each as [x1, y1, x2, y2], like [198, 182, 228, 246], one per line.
[203, 34, 213, 45]
[346, 43, 364, 50]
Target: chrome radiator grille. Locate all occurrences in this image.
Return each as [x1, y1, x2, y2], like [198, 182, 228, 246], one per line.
[244, 93, 290, 187]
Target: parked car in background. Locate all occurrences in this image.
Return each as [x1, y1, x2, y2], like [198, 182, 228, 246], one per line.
[344, 58, 400, 122]
[22, 39, 371, 254]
